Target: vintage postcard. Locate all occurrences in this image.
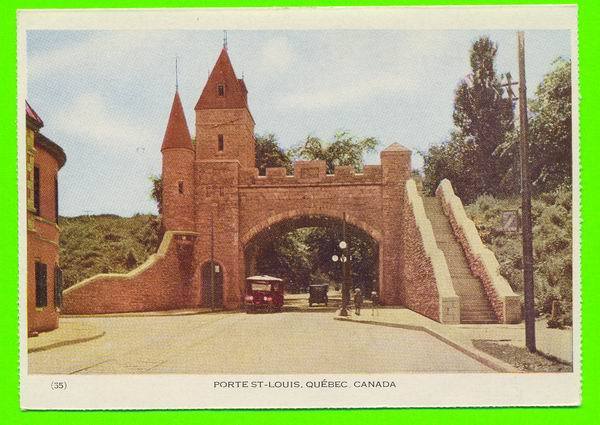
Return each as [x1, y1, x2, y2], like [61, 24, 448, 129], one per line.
[18, 6, 580, 409]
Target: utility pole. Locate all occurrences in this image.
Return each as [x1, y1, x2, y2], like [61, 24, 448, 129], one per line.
[517, 31, 536, 353]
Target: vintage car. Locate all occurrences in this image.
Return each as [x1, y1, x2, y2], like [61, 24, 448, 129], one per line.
[244, 275, 285, 313]
[308, 284, 329, 307]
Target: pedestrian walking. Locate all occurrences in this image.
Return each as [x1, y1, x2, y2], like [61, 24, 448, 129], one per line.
[371, 290, 379, 316]
[353, 288, 363, 316]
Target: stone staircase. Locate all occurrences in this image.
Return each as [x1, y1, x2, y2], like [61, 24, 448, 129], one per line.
[422, 196, 497, 324]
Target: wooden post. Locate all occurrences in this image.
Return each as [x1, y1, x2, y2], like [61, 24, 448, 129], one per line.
[518, 31, 536, 352]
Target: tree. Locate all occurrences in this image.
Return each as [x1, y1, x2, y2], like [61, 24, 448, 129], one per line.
[289, 131, 378, 174]
[495, 58, 572, 195]
[454, 37, 514, 194]
[149, 174, 163, 214]
[528, 58, 572, 192]
[255, 133, 293, 176]
[422, 36, 513, 202]
[422, 132, 479, 199]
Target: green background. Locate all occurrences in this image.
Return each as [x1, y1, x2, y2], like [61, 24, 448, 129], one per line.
[1, 1, 597, 423]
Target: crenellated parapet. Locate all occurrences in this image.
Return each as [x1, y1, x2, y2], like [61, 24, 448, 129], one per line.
[239, 160, 384, 187]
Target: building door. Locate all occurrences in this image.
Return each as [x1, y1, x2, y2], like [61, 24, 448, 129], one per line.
[201, 261, 223, 308]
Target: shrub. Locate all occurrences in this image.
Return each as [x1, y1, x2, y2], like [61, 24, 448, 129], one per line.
[465, 185, 572, 323]
[59, 214, 160, 288]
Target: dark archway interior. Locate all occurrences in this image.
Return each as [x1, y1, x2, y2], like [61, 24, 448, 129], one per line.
[244, 215, 379, 295]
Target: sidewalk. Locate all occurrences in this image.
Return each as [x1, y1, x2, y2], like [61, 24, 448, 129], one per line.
[62, 307, 216, 318]
[29, 308, 222, 353]
[335, 306, 573, 370]
[28, 320, 105, 353]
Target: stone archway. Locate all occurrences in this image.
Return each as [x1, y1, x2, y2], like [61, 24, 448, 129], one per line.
[240, 212, 383, 296]
[240, 208, 384, 248]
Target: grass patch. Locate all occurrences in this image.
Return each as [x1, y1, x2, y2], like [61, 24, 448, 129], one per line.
[472, 339, 572, 372]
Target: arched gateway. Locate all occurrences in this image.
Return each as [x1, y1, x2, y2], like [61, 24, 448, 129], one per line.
[63, 47, 521, 324]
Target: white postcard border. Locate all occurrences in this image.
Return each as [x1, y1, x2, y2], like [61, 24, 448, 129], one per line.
[17, 5, 581, 410]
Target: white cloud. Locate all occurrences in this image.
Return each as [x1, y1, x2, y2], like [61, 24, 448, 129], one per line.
[259, 37, 294, 73]
[54, 92, 156, 152]
[279, 73, 417, 110]
[29, 33, 136, 79]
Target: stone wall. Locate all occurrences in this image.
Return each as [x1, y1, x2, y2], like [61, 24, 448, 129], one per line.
[62, 231, 199, 314]
[402, 180, 460, 323]
[195, 160, 242, 309]
[436, 179, 521, 324]
[239, 163, 383, 186]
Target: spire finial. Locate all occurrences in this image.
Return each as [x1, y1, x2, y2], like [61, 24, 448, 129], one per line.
[175, 56, 179, 91]
[223, 30, 228, 50]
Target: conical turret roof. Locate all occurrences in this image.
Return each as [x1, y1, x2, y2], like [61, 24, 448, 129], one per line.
[161, 91, 193, 151]
[195, 48, 248, 110]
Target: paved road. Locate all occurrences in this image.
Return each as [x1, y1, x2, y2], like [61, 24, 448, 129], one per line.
[29, 298, 491, 374]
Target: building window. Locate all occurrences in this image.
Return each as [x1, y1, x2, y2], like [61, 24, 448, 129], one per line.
[33, 166, 40, 216]
[218, 134, 224, 152]
[217, 84, 225, 96]
[178, 180, 184, 194]
[54, 266, 63, 308]
[54, 175, 59, 223]
[35, 261, 48, 308]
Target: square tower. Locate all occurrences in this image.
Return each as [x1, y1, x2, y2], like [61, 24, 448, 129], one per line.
[195, 47, 255, 168]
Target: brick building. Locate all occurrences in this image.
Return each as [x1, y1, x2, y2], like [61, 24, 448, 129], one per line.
[26, 102, 67, 335]
[63, 46, 521, 324]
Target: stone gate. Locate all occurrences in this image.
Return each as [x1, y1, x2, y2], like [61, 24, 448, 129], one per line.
[63, 46, 521, 324]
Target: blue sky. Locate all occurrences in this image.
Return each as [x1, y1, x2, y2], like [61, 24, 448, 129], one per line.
[26, 30, 571, 217]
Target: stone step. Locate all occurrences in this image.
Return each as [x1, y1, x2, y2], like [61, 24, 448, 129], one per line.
[453, 282, 486, 290]
[447, 265, 472, 272]
[449, 273, 477, 280]
[446, 263, 472, 271]
[460, 310, 496, 319]
[460, 317, 498, 325]
[421, 195, 498, 324]
[453, 286, 487, 295]
[460, 299, 494, 306]
[446, 264, 472, 271]
[436, 247, 468, 256]
[456, 291, 488, 300]
[461, 307, 495, 313]
[462, 306, 495, 313]
[452, 278, 480, 285]
[461, 312, 496, 318]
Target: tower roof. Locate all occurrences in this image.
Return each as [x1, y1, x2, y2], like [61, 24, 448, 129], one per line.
[161, 91, 193, 151]
[195, 48, 248, 110]
[26, 100, 44, 130]
[382, 142, 411, 152]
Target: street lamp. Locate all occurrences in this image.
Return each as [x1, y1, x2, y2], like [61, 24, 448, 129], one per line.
[331, 213, 351, 317]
